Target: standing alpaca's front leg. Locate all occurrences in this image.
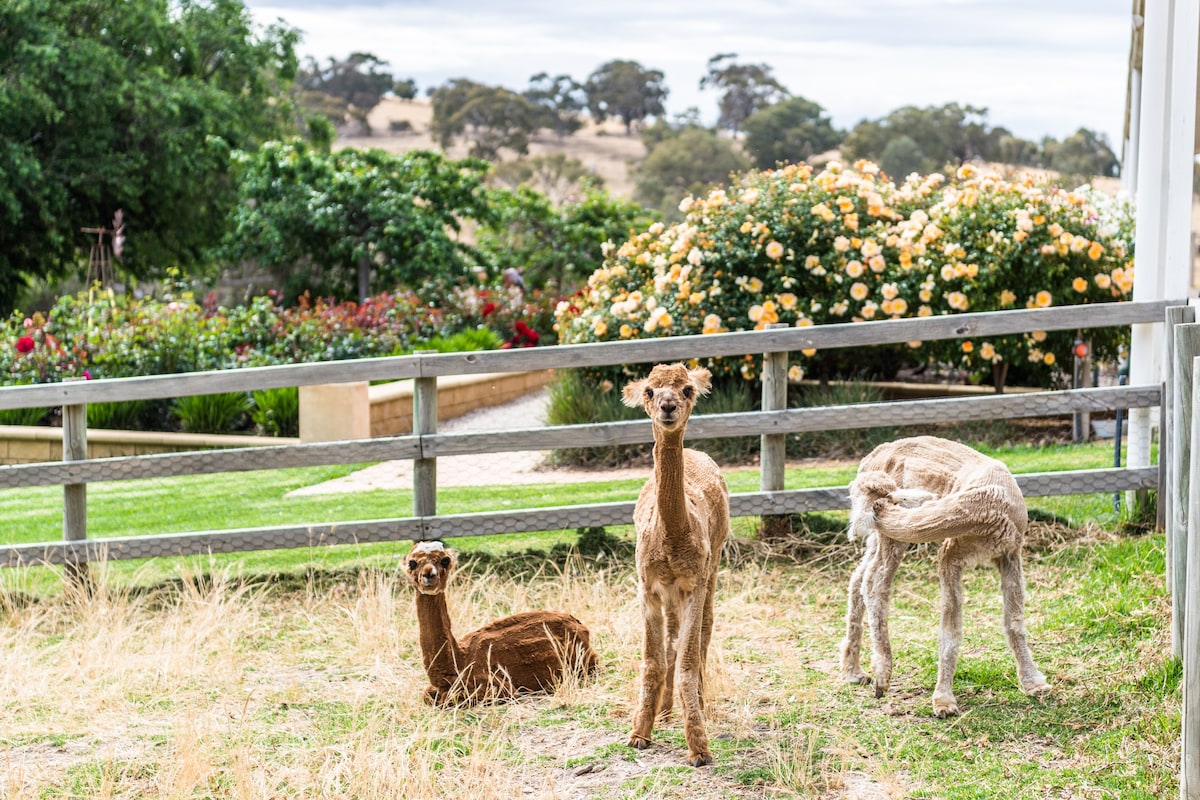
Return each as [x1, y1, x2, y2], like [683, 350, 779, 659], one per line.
[660, 602, 680, 721]
[840, 534, 877, 684]
[995, 551, 1050, 695]
[629, 590, 667, 750]
[933, 553, 965, 717]
[864, 537, 906, 698]
[675, 587, 712, 767]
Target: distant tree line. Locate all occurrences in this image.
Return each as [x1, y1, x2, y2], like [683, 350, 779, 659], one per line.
[0, 0, 1124, 317]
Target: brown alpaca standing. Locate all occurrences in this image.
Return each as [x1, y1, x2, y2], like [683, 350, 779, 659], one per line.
[840, 436, 1051, 717]
[404, 541, 598, 706]
[621, 363, 731, 767]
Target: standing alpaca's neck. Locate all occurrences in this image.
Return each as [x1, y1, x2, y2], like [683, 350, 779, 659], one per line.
[653, 426, 689, 533]
[415, 591, 465, 686]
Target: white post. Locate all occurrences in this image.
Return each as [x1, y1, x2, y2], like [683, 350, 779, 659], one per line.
[1128, 0, 1199, 475]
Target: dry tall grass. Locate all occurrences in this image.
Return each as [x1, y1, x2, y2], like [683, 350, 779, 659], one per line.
[0, 530, 1178, 799]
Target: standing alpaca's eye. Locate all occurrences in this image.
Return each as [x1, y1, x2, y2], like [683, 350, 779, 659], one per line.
[682, 386, 694, 399]
[440, 557, 451, 569]
[644, 387, 654, 399]
[407, 560, 418, 571]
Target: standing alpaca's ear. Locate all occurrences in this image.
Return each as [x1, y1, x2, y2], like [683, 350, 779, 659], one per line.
[622, 378, 648, 408]
[688, 367, 713, 397]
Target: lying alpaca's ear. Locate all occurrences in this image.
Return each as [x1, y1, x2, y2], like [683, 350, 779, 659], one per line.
[622, 378, 647, 408]
[689, 367, 712, 396]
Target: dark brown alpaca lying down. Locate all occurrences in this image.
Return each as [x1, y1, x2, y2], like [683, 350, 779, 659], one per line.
[840, 435, 1051, 717]
[404, 541, 598, 706]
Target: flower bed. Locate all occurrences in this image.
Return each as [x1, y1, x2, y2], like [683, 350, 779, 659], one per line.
[554, 160, 1135, 389]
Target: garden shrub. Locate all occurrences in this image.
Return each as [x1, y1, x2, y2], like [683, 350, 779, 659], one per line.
[87, 400, 151, 431]
[0, 406, 48, 426]
[171, 392, 253, 435]
[554, 160, 1135, 392]
[250, 387, 299, 438]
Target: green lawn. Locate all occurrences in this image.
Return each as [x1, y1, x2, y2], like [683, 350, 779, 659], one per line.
[0, 439, 1147, 594]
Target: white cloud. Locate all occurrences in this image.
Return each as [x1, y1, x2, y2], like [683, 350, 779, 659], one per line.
[247, 0, 1134, 144]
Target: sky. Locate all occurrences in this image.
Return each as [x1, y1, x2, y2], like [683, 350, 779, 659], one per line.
[243, 0, 1137, 149]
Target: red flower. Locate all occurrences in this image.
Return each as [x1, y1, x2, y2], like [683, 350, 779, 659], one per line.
[16, 336, 34, 354]
[514, 320, 530, 335]
[482, 302, 496, 317]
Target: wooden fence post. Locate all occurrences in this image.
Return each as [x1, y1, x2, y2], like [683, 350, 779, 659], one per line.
[1182, 354, 1200, 799]
[1165, 306, 1193, 649]
[760, 335, 791, 539]
[413, 356, 437, 524]
[1172, 322, 1200, 657]
[62, 399, 89, 588]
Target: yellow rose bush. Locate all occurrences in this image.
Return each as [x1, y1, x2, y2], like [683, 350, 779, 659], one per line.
[914, 166, 1134, 386]
[554, 160, 1135, 389]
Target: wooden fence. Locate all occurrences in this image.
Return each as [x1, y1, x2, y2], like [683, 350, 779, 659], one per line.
[0, 299, 1176, 570]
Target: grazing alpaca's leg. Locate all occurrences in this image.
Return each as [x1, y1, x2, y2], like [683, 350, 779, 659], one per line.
[630, 590, 668, 749]
[674, 586, 711, 767]
[933, 550, 966, 717]
[995, 551, 1050, 695]
[864, 536, 907, 698]
[840, 534, 876, 685]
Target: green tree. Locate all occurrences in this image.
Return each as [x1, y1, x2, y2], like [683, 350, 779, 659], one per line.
[218, 141, 494, 302]
[393, 77, 418, 100]
[633, 127, 750, 219]
[699, 53, 789, 137]
[476, 183, 657, 291]
[584, 59, 668, 134]
[430, 79, 541, 160]
[297, 51, 394, 130]
[1045, 128, 1120, 180]
[0, 0, 300, 313]
[742, 96, 843, 169]
[878, 135, 932, 180]
[841, 103, 1033, 170]
[490, 154, 602, 202]
[524, 72, 585, 140]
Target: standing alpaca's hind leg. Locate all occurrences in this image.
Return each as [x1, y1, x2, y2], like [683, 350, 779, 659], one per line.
[697, 566, 717, 710]
[864, 537, 906, 698]
[995, 550, 1050, 695]
[933, 553, 965, 717]
[629, 591, 668, 750]
[840, 534, 877, 685]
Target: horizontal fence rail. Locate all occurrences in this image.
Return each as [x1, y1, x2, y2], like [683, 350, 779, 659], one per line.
[0, 299, 1181, 569]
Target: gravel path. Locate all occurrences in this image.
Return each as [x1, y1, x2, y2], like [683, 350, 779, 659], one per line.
[288, 389, 645, 496]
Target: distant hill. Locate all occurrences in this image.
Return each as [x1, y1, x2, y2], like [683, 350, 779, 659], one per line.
[335, 97, 646, 197]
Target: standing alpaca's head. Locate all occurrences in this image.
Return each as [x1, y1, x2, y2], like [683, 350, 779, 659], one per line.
[622, 363, 712, 432]
[405, 541, 455, 595]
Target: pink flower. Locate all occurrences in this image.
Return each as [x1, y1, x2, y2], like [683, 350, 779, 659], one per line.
[16, 336, 34, 354]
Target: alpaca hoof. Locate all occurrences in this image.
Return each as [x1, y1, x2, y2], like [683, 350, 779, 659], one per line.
[627, 733, 652, 750]
[1023, 678, 1051, 697]
[873, 683, 886, 699]
[932, 695, 959, 718]
[844, 672, 872, 686]
[687, 751, 713, 768]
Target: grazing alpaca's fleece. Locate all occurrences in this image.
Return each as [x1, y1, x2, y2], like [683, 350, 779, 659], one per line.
[622, 363, 731, 767]
[840, 435, 1050, 717]
[404, 541, 598, 706]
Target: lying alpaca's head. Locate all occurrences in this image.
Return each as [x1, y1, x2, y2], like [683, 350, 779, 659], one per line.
[622, 363, 712, 432]
[405, 541, 456, 595]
